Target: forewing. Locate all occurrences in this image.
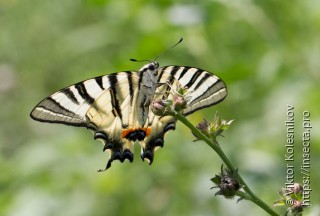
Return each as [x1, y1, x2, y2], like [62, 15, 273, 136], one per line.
[157, 66, 227, 115]
[30, 71, 139, 129]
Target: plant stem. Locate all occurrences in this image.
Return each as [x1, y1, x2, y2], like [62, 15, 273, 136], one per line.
[174, 112, 279, 216]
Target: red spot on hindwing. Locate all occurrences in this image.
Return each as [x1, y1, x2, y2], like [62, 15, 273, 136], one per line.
[121, 127, 152, 138]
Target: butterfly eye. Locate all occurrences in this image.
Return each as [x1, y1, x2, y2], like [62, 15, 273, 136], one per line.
[148, 64, 155, 71]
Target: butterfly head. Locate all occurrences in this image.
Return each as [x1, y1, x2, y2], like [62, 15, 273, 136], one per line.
[140, 61, 160, 76]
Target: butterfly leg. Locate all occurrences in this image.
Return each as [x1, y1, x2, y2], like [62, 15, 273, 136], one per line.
[156, 82, 168, 87]
[143, 98, 151, 107]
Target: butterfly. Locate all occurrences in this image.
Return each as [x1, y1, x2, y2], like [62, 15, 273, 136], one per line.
[30, 41, 227, 171]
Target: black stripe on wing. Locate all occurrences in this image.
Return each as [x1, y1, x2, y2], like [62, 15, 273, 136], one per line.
[190, 79, 226, 104]
[61, 88, 80, 105]
[108, 75, 123, 119]
[75, 82, 95, 104]
[184, 79, 227, 115]
[158, 66, 180, 98]
[193, 73, 211, 91]
[177, 67, 189, 80]
[30, 97, 87, 127]
[126, 71, 135, 106]
[184, 68, 203, 89]
[95, 76, 105, 90]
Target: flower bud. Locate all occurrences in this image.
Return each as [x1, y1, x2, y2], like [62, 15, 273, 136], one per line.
[211, 165, 241, 199]
[196, 119, 210, 131]
[173, 95, 187, 111]
[291, 200, 303, 214]
[274, 182, 305, 215]
[194, 113, 233, 141]
[151, 99, 166, 116]
[292, 183, 303, 195]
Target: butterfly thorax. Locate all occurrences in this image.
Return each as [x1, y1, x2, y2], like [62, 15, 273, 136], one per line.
[137, 61, 160, 107]
[121, 62, 160, 148]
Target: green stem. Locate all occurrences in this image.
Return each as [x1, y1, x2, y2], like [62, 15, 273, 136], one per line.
[174, 112, 279, 216]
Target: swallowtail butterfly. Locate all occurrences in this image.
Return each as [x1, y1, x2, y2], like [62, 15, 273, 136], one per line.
[30, 40, 227, 171]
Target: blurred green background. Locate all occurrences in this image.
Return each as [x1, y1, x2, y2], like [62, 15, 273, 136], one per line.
[1, 0, 319, 215]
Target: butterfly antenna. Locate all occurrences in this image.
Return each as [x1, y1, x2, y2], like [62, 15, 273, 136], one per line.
[154, 37, 183, 61]
[130, 37, 183, 62]
[130, 58, 150, 63]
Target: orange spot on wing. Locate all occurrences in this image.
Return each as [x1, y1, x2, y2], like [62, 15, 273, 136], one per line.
[121, 127, 152, 138]
[143, 127, 152, 136]
[122, 129, 135, 138]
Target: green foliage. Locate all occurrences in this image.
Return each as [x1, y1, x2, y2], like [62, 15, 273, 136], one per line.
[0, 0, 319, 215]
